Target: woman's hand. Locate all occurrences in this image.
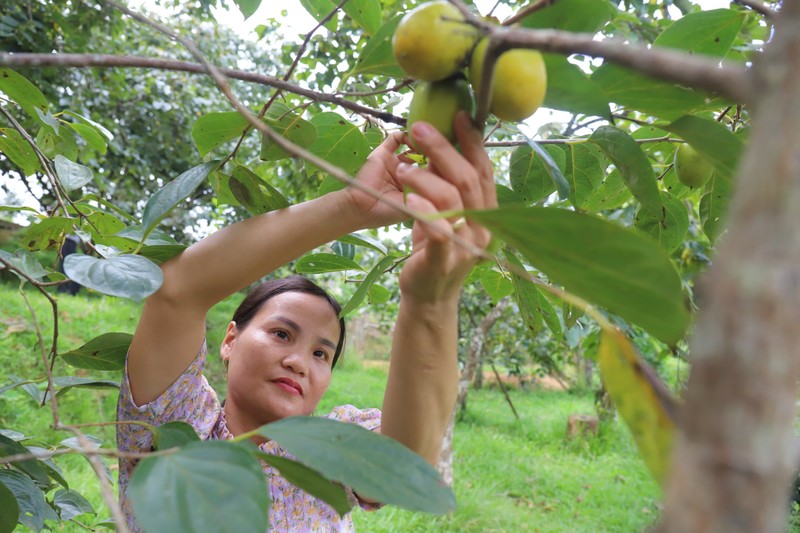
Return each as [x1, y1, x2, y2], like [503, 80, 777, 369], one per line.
[395, 111, 497, 305]
[343, 131, 415, 229]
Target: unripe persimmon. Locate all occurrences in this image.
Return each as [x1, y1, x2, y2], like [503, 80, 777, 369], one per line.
[469, 38, 547, 122]
[392, 1, 481, 81]
[674, 143, 713, 188]
[407, 76, 474, 149]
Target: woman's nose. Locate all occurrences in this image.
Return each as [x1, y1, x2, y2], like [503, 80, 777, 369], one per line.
[281, 351, 307, 375]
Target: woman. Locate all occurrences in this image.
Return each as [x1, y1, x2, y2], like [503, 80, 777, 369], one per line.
[116, 112, 497, 531]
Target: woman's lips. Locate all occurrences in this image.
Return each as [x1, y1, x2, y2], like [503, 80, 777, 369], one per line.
[273, 378, 303, 396]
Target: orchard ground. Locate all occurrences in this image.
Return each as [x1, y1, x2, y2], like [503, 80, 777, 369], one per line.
[1, 283, 670, 532]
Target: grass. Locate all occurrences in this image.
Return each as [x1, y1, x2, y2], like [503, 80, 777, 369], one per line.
[1, 283, 663, 531]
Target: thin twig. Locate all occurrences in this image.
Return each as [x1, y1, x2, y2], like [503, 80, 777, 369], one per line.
[502, 0, 555, 27]
[0, 105, 69, 217]
[105, 0, 488, 259]
[222, 0, 351, 166]
[0, 53, 405, 126]
[484, 136, 679, 147]
[733, 0, 775, 18]
[489, 359, 520, 420]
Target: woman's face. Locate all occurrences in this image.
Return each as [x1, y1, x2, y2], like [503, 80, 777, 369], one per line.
[221, 291, 340, 431]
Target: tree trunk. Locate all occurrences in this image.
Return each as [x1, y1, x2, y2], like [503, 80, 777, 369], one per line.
[456, 297, 510, 413]
[437, 297, 509, 483]
[660, 5, 800, 531]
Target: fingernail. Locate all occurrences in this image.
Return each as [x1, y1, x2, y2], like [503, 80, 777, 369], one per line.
[397, 162, 411, 174]
[411, 121, 435, 140]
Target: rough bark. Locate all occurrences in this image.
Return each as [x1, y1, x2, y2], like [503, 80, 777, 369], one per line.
[660, 4, 800, 531]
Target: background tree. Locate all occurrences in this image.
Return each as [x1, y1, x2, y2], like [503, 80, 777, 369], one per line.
[0, 0, 793, 531]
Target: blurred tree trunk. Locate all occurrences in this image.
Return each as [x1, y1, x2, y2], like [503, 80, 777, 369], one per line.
[660, 4, 800, 531]
[437, 297, 509, 484]
[457, 297, 509, 414]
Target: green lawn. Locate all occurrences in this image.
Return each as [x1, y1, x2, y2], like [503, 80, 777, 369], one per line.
[0, 284, 661, 531]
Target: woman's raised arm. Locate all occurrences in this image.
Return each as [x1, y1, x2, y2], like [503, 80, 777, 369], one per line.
[127, 133, 410, 406]
[380, 112, 497, 465]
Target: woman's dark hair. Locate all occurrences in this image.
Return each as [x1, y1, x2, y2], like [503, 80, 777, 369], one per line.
[230, 276, 346, 368]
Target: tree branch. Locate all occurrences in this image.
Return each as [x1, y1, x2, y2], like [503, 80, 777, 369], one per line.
[0, 53, 406, 126]
[733, 0, 776, 19]
[501, 26, 753, 104]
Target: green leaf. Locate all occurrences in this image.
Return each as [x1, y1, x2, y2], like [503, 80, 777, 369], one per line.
[54, 155, 93, 192]
[255, 452, 352, 517]
[229, 164, 290, 215]
[63, 254, 163, 302]
[295, 253, 364, 274]
[582, 169, 631, 213]
[0, 434, 50, 487]
[564, 142, 606, 209]
[367, 283, 391, 304]
[337, 233, 387, 255]
[478, 268, 514, 303]
[53, 489, 95, 520]
[0, 478, 19, 533]
[258, 417, 455, 513]
[191, 112, 248, 157]
[60, 435, 102, 452]
[154, 421, 200, 450]
[22, 216, 72, 251]
[0, 68, 49, 120]
[0, 249, 48, 281]
[521, 0, 616, 32]
[0, 128, 40, 176]
[509, 144, 556, 205]
[0, 470, 58, 532]
[542, 54, 610, 118]
[663, 115, 743, 180]
[653, 9, 744, 57]
[138, 244, 186, 264]
[129, 441, 269, 533]
[339, 255, 395, 316]
[64, 122, 108, 154]
[346, 15, 405, 79]
[468, 207, 690, 345]
[332, 241, 355, 260]
[496, 183, 528, 207]
[233, 0, 261, 19]
[299, 0, 339, 32]
[699, 173, 731, 243]
[342, 0, 381, 35]
[504, 250, 544, 336]
[598, 329, 677, 486]
[527, 140, 570, 200]
[306, 112, 372, 175]
[259, 105, 317, 161]
[634, 191, 689, 253]
[589, 126, 661, 218]
[61, 110, 114, 141]
[51, 376, 119, 399]
[141, 162, 218, 237]
[60, 332, 132, 371]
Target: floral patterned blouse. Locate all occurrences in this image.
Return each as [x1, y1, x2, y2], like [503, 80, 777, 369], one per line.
[116, 343, 382, 532]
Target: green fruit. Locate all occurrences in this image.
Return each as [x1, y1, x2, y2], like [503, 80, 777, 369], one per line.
[674, 143, 713, 188]
[469, 38, 547, 122]
[407, 77, 474, 149]
[392, 1, 481, 81]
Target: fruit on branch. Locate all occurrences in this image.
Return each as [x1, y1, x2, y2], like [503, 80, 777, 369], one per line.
[392, 1, 482, 81]
[673, 143, 714, 188]
[407, 76, 474, 149]
[469, 38, 547, 122]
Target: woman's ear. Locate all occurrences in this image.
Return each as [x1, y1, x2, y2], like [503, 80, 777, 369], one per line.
[220, 321, 238, 366]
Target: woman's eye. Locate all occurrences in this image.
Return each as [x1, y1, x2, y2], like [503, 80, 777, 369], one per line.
[313, 350, 328, 360]
[274, 330, 289, 340]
